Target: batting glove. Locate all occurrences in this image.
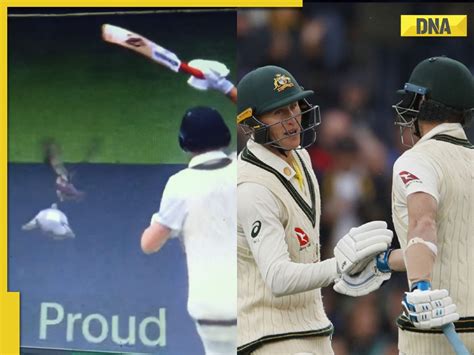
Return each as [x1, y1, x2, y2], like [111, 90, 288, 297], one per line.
[334, 259, 391, 297]
[334, 221, 393, 275]
[333, 249, 392, 297]
[402, 281, 459, 329]
[187, 59, 234, 94]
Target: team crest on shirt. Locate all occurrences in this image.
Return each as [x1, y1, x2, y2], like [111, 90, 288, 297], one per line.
[274, 74, 294, 92]
[399, 170, 421, 186]
[294, 227, 311, 250]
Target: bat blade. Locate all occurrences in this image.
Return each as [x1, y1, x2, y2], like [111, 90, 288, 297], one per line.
[102, 24, 203, 78]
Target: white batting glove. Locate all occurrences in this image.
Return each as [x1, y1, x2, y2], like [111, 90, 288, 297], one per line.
[187, 59, 234, 94]
[402, 281, 459, 329]
[333, 250, 392, 297]
[334, 221, 393, 274]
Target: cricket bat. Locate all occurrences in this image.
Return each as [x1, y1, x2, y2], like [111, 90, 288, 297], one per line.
[442, 323, 470, 355]
[102, 24, 204, 79]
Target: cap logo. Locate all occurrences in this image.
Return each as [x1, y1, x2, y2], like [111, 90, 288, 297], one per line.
[273, 74, 294, 92]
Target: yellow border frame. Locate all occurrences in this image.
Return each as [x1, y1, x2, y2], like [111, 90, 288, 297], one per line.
[1, 3, 20, 354]
[0, 1, 301, 354]
[4, 0, 301, 7]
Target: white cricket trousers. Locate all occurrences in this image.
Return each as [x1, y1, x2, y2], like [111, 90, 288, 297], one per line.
[196, 323, 237, 355]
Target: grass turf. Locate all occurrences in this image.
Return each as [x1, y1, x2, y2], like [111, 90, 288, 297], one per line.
[8, 10, 236, 164]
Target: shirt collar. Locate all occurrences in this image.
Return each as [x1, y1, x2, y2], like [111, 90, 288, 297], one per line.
[246, 140, 296, 181]
[188, 150, 228, 168]
[417, 123, 467, 145]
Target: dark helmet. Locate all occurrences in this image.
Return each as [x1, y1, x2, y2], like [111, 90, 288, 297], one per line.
[237, 65, 321, 150]
[393, 56, 474, 143]
[179, 106, 231, 152]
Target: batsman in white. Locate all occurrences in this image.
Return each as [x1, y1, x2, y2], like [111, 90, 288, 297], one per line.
[141, 107, 237, 355]
[390, 56, 474, 354]
[334, 56, 474, 355]
[235, 65, 393, 355]
[22, 203, 75, 240]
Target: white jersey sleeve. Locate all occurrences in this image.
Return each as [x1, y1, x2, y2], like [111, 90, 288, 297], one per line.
[238, 182, 338, 296]
[154, 175, 187, 235]
[393, 151, 440, 202]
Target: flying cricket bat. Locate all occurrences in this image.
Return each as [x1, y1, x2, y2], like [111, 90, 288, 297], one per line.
[102, 24, 204, 79]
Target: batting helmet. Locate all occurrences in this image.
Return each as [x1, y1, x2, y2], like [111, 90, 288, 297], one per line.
[393, 56, 474, 138]
[237, 65, 321, 149]
[179, 106, 231, 152]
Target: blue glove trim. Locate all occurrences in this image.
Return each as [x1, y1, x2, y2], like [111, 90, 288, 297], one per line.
[411, 280, 431, 291]
[402, 295, 416, 315]
[376, 249, 392, 273]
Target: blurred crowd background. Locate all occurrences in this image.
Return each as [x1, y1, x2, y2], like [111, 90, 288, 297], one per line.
[238, 4, 474, 355]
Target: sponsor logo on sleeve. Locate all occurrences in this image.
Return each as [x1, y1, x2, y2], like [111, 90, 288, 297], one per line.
[399, 170, 421, 185]
[251, 221, 262, 238]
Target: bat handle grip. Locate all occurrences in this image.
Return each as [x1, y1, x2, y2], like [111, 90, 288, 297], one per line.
[180, 62, 205, 79]
[442, 323, 470, 355]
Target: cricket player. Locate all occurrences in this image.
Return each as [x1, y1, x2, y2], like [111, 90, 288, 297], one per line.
[236, 65, 393, 354]
[141, 106, 237, 355]
[334, 56, 474, 354]
[22, 203, 75, 240]
[390, 56, 474, 354]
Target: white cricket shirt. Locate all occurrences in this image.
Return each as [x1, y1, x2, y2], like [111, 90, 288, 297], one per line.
[237, 140, 336, 349]
[392, 123, 474, 354]
[154, 150, 237, 320]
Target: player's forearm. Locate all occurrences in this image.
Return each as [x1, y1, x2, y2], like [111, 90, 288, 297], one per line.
[408, 212, 437, 245]
[405, 215, 437, 285]
[403, 192, 438, 287]
[266, 258, 338, 297]
[387, 249, 406, 272]
[141, 223, 171, 254]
